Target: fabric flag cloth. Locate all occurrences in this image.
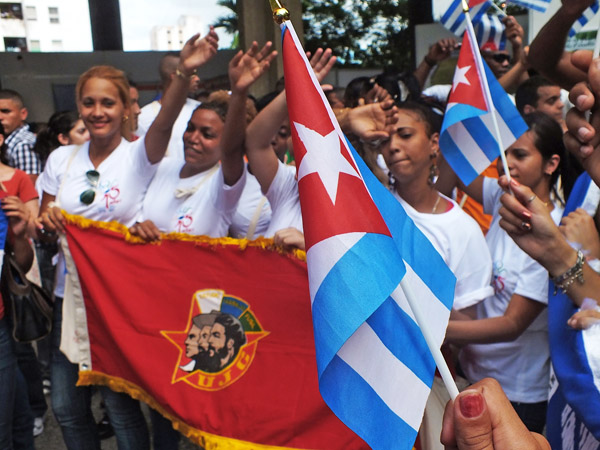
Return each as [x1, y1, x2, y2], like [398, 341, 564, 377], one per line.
[281, 20, 456, 450]
[504, 0, 550, 13]
[439, 29, 528, 186]
[570, 2, 599, 37]
[62, 215, 367, 449]
[440, 0, 492, 36]
[475, 14, 506, 51]
[546, 173, 600, 450]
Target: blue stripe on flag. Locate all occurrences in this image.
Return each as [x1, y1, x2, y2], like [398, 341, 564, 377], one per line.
[463, 116, 501, 160]
[346, 138, 456, 309]
[311, 232, 406, 375]
[367, 298, 436, 386]
[569, 2, 599, 37]
[0, 207, 8, 252]
[441, 0, 461, 26]
[320, 355, 418, 450]
[439, 131, 480, 186]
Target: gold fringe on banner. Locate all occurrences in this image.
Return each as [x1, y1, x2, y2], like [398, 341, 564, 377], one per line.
[77, 371, 308, 450]
[62, 212, 306, 262]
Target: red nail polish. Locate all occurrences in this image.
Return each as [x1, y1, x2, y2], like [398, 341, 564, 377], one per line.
[459, 393, 484, 418]
[511, 179, 521, 187]
[522, 211, 531, 219]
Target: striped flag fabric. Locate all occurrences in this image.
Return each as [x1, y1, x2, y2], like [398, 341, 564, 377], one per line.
[570, 2, 599, 37]
[475, 14, 506, 50]
[281, 20, 456, 450]
[439, 29, 528, 186]
[504, 0, 550, 13]
[546, 173, 600, 449]
[440, 0, 492, 36]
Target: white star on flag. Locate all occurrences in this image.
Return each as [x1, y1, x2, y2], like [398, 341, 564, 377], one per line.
[452, 64, 471, 92]
[294, 122, 360, 205]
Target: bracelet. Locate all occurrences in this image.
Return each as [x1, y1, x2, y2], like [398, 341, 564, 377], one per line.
[552, 250, 585, 295]
[175, 67, 197, 79]
[424, 55, 437, 67]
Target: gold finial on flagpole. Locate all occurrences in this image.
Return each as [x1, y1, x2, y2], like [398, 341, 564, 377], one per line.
[461, 0, 469, 13]
[269, 0, 290, 24]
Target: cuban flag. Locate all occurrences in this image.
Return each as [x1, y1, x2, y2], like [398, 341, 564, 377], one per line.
[440, 0, 492, 36]
[504, 0, 550, 13]
[475, 14, 506, 51]
[281, 20, 456, 450]
[546, 173, 600, 449]
[439, 29, 527, 186]
[570, 2, 600, 37]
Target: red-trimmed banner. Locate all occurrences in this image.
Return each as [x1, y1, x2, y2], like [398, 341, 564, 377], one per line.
[63, 216, 366, 449]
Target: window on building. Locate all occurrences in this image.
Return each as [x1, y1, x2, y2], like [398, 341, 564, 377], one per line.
[48, 7, 59, 24]
[29, 40, 41, 52]
[51, 40, 63, 51]
[0, 3, 23, 20]
[25, 6, 36, 20]
[3, 37, 27, 52]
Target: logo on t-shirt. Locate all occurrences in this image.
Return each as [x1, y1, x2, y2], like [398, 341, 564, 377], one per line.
[492, 260, 506, 294]
[176, 206, 193, 233]
[99, 180, 121, 211]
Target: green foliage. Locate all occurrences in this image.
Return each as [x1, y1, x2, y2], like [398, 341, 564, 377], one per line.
[212, 0, 239, 48]
[301, 0, 412, 70]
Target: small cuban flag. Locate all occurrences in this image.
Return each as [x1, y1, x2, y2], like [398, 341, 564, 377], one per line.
[281, 18, 457, 450]
[440, 0, 492, 36]
[439, 28, 528, 186]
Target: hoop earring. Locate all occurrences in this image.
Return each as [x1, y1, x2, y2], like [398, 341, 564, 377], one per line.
[122, 115, 129, 123]
[428, 163, 438, 186]
[388, 172, 396, 190]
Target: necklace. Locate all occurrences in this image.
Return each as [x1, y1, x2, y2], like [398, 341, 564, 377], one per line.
[432, 194, 441, 214]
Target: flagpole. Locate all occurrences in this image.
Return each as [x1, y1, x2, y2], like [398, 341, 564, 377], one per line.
[268, 0, 461, 402]
[462, 0, 512, 185]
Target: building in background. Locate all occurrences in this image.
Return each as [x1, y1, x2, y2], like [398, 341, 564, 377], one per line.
[150, 15, 204, 50]
[0, 0, 93, 52]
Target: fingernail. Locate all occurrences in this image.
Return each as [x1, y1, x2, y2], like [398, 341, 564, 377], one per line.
[578, 127, 592, 140]
[522, 210, 531, 219]
[459, 393, 484, 418]
[581, 145, 594, 157]
[510, 178, 521, 187]
[576, 95, 589, 110]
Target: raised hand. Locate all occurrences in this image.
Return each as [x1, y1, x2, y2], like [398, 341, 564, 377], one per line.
[346, 100, 398, 144]
[308, 48, 337, 83]
[179, 27, 219, 76]
[228, 41, 278, 94]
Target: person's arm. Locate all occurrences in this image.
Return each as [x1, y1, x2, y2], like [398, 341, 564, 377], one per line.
[144, 28, 219, 163]
[222, 41, 277, 186]
[498, 176, 600, 307]
[436, 154, 485, 204]
[445, 294, 546, 345]
[245, 48, 336, 194]
[335, 100, 398, 144]
[527, 0, 594, 89]
[413, 38, 457, 90]
[559, 208, 600, 259]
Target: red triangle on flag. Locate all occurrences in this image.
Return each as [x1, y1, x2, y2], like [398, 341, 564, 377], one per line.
[447, 31, 488, 112]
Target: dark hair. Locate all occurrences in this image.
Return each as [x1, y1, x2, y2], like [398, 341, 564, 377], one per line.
[396, 100, 443, 136]
[214, 313, 246, 360]
[33, 111, 80, 165]
[0, 89, 24, 108]
[0, 122, 8, 165]
[374, 71, 422, 104]
[343, 77, 374, 108]
[522, 112, 574, 202]
[193, 99, 229, 124]
[515, 76, 556, 115]
[159, 52, 180, 85]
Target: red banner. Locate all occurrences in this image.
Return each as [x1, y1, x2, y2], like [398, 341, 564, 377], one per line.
[63, 216, 366, 449]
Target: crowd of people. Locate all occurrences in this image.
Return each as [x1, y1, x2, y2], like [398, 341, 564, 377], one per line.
[1, 1, 600, 448]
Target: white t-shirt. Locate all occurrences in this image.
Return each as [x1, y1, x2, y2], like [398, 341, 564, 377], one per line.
[38, 138, 157, 295]
[459, 178, 563, 403]
[229, 169, 272, 239]
[394, 192, 494, 310]
[141, 157, 245, 236]
[137, 98, 200, 160]
[264, 160, 303, 237]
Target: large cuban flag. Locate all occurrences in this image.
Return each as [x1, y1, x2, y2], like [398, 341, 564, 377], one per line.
[440, 0, 492, 36]
[547, 173, 600, 450]
[281, 20, 456, 450]
[439, 28, 527, 186]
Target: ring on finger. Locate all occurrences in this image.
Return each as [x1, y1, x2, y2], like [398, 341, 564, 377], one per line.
[527, 194, 537, 203]
[520, 221, 532, 231]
